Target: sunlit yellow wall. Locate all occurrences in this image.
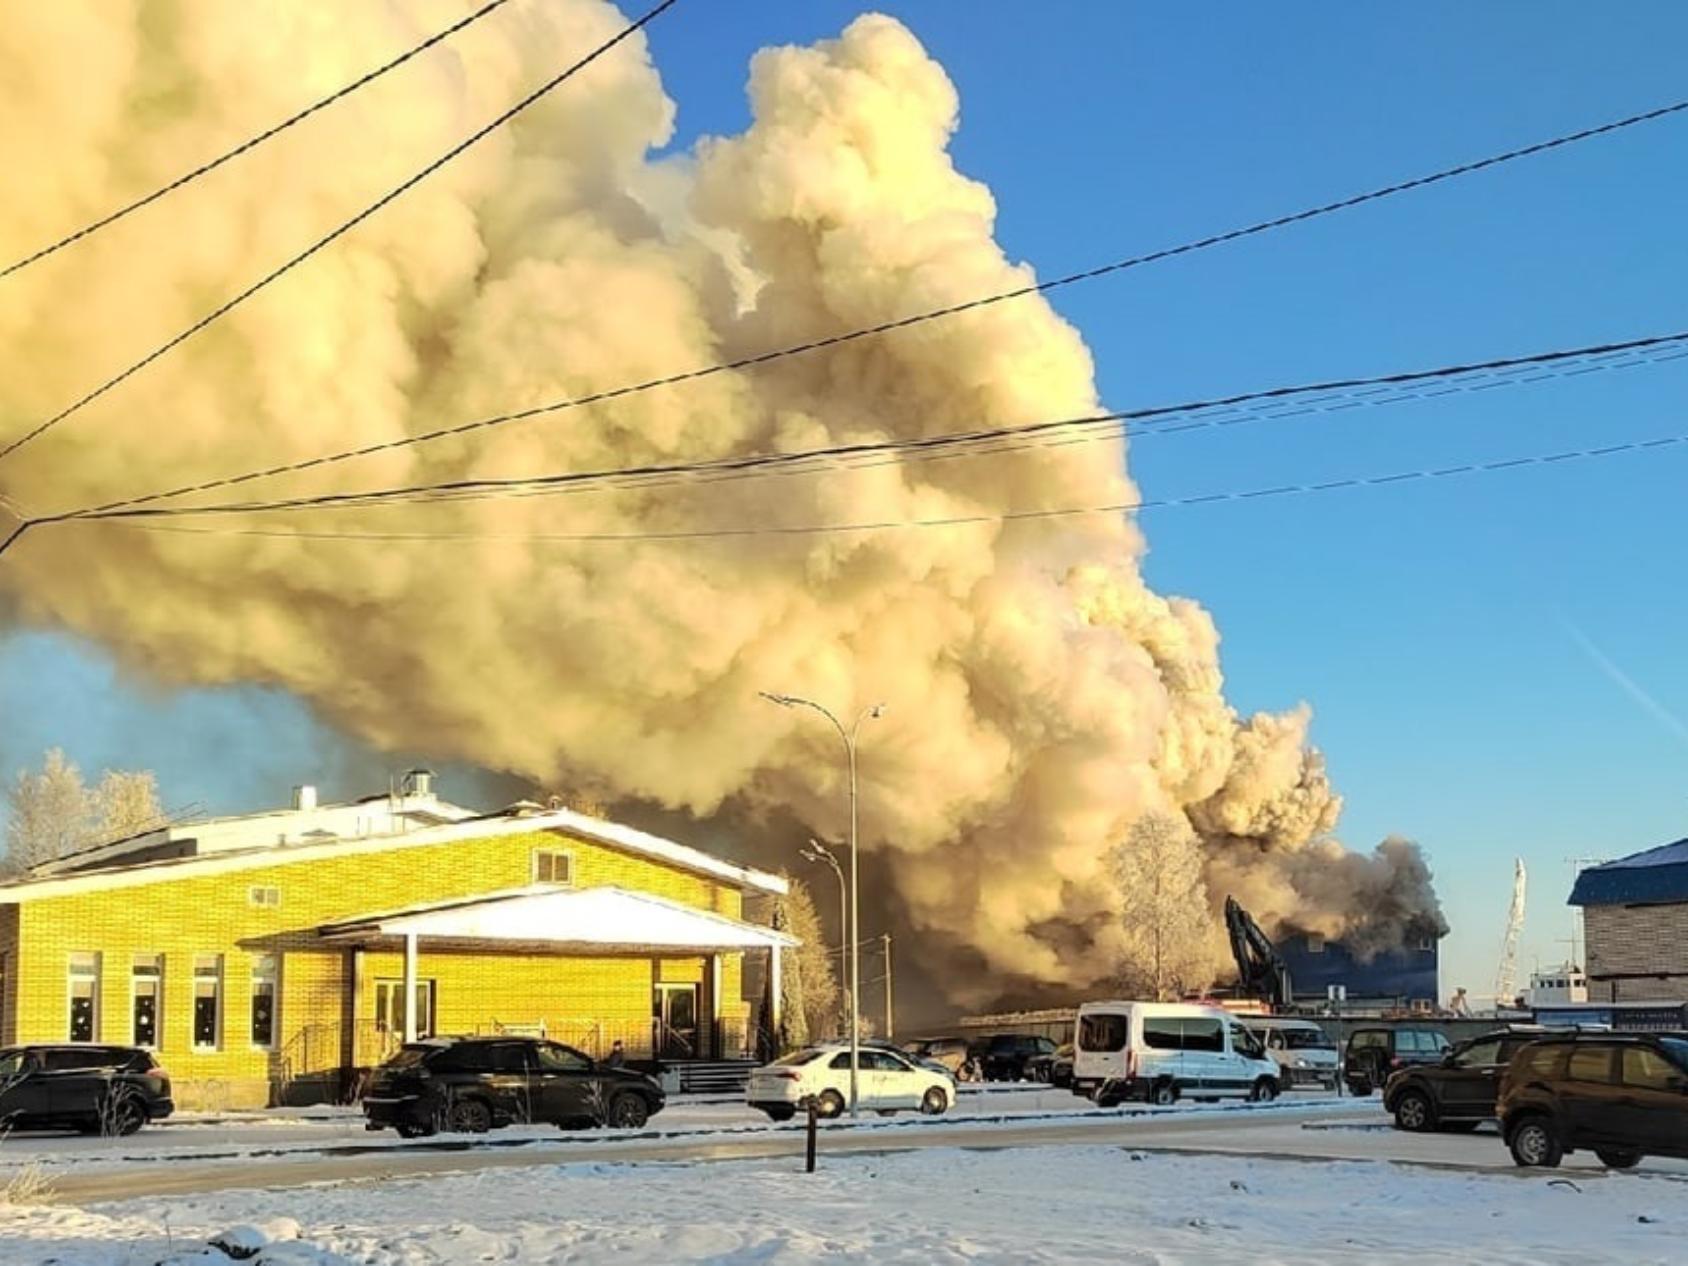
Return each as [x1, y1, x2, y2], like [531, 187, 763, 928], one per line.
[5, 827, 759, 1108]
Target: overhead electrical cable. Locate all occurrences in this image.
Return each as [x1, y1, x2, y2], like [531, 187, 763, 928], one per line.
[0, 0, 517, 281]
[62, 326, 1688, 523]
[96, 425, 1688, 545]
[72, 93, 1688, 515]
[0, 0, 682, 468]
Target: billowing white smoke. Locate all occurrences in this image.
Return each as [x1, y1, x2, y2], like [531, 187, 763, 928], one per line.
[0, 4, 1439, 997]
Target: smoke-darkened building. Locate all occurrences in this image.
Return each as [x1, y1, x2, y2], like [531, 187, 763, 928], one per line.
[1276, 930, 1440, 1010]
[1570, 838, 1688, 1004]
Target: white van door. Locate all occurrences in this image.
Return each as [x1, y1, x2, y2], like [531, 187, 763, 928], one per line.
[1177, 1016, 1231, 1093]
[1138, 1013, 1187, 1089]
[1075, 1009, 1132, 1088]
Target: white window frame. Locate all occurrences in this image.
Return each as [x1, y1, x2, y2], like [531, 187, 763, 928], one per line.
[193, 954, 223, 1052]
[68, 951, 100, 1043]
[250, 953, 280, 1050]
[131, 954, 163, 1050]
[532, 849, 574, 886]
[374, 978, 436, 1040]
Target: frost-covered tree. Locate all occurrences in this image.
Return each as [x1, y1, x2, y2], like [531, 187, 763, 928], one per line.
[1110, 812, 1218, 1001]
[3, 749, 164, 875]
[771, 897, 807, 1051]
[781, 875, 841, 1040]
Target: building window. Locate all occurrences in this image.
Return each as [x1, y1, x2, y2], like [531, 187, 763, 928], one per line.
[248, 886, 281, 908]
[68, 952, 100, 1042]
[193, 955, 223, 1050]
[132, 955, 163, 1048]
[532, 850, 573, 885]
[250, 954, 279, 1048]
[375, 978, 435, 1040]
[1305, 934, 1326, 953]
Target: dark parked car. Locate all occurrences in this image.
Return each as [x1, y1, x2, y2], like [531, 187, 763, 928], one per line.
[0, 1044, 173, 1135]
[1499, 1031, 1688, 1169]
[1343, 1026, 1450, 1095]
[1024, 1042, 1073, 1086]
[975, 1034, 1059, 1082]
[1384, 1027, 1556, 1132]
[907, 1036, 976, 1080]
[362, 1036, 665, 1137]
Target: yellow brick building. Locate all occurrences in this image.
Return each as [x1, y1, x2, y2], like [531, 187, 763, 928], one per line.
[0, 780, 790, 1109]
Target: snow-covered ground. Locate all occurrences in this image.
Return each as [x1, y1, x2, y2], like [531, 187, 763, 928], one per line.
[4, 1142, 1683, 1265]
[0, 1086, 1360, 1175]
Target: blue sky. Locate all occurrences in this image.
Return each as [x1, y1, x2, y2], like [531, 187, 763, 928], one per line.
[7, 2, 1688, 1002]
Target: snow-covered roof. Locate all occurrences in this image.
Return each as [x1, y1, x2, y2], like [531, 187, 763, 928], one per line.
[0, 807, 786, 901]
[317, 885, 797, 951]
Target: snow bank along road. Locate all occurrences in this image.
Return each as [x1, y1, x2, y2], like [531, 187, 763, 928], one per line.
[6, 1142, 1686, 1265]
[6, 1089, 1683, 1206]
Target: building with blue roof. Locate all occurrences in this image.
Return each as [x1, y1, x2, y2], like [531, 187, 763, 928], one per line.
[1569, 839, 1688, 1005]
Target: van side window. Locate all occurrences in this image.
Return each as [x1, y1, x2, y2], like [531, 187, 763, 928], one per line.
[1566, 1047, 1614, 1084]
[1183, 1019, 1224, 1053]
[1142, 1018, 1182, 1050]
[1079, 1014, 1128, 1052]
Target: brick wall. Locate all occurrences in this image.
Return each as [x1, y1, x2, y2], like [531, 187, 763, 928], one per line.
[1585, 902, 1688, 1003]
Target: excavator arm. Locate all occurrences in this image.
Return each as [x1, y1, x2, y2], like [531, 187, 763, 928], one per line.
[1225, 896, 1293, 1009]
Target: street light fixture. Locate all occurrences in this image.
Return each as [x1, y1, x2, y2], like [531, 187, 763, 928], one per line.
[761, 691, 885, 1117]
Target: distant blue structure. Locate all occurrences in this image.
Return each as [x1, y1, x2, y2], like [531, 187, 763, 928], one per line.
[1276, 932, 1440, 1007]
[1569, 838, 1688, 906]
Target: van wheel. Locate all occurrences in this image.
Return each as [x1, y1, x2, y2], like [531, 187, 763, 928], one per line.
[920, 1087, 948, 1116]
[1393, 1090, 1434, 1132]
[1150, 1080, 1178, 1107]
[447, 1096, 492, 1134]
[1248, 1079, 1279, 1104]
[1596, 1148, 1642, 1170]
[1508, 1117, 1563, 1168]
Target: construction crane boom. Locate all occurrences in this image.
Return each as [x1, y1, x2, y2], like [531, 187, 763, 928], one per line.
[1225, 896, 1293, 1010]
[1493, 858, 1527, 1006]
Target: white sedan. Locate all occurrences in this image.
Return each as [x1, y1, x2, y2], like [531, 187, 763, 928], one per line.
[746, 1043, 954, 1120]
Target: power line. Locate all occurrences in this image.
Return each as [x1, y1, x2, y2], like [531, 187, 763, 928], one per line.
[95, 424, 1688, 546]
[0, 0, 517, 282]
[67, 326, 1688, 522]
[66, 93, 1688, 515]
[0, 0, 682, 469]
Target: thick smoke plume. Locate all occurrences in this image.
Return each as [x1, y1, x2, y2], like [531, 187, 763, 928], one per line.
[0, 4, 1440, 1000]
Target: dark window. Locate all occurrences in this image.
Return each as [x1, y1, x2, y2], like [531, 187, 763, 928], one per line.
[1458, 1040, 1501, 1067]
[0, 1050, 28, 1080]
[193, 955, 222, 1050]
[485, 1043, 528, 1074]
[69, 952, 99, 1043]
[132, 955, 162, 1049]
[863, 1051, 904, 1073]
[1143, 1018, 1183, 1051]
[1284, 1029, 1335, 1050]
[251, 955, 278, 1049]
[385, 1044, 432, 1070]
[1660, 1038, 1688, 1070]
[1349, 1031, 1385, 1050]
[1182, 1019, 1224, 1053]
[1515, 1044, 1565, 1079]
[829, 1052, 857, 1071]
[427, 1045, 480, 1074]
[536, 1044, 591, 1073]
[1079, 1014, 1128, 1053]
[1034, 1037, 1057, 1055]
[45, 1048, 113, 1072]
[1622, 1046, 1681, 1090]
[1566, 1046, 1614, 1084]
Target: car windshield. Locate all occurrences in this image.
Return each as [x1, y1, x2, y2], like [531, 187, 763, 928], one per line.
[774, 1048, 824, 1067]
[1282, 1029, 1335, 1050]
[0, 1050, 26, 1079]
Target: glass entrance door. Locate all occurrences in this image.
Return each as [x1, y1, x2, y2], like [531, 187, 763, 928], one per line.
[653, 984, 698, 1059]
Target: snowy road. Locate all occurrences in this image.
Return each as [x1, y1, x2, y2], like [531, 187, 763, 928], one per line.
[8, 1088, 1684, 1206]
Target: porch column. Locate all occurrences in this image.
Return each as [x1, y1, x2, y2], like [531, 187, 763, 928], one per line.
[769, 943, 783, 1044]
[402, 932, 418, 1043]
[708, 955, 723, 1060]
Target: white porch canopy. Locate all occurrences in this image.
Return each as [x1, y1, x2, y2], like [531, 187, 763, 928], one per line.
[317, 884, 795, 1044]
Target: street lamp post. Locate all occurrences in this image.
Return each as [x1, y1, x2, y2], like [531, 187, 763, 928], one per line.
[762, 692, 884, 1118]
[800, 838, 849, 1028]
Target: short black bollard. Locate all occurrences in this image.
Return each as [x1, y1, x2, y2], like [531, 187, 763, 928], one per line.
[805, 1096, 819, 1173]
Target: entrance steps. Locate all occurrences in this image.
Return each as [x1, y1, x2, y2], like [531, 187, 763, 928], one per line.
[675, 1060, 760, 1095]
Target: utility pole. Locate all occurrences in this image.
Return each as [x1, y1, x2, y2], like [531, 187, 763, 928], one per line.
[882, 933, 894, 1041]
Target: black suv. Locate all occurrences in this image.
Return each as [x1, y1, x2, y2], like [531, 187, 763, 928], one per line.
[1499, 1031, 1688, 1169]
[0, 1044, 173, 1135]
[974, 1034, 1059, 1082]
[1343, 1027, 1450, 1095]
[362, 1036, 665, 1137]
[1384, 1027, 1555, 1132]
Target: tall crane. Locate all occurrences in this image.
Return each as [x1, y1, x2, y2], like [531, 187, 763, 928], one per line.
[1493, 858, 1527, 1008]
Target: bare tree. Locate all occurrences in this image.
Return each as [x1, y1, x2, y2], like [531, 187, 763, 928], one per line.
[3, 749, 164, 875]
[1110, 812, 1218, 1001]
